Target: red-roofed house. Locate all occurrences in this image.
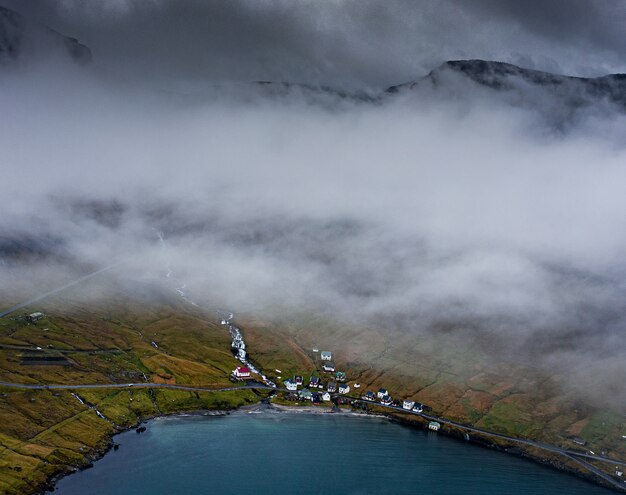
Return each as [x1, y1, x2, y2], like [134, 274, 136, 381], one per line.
[233, 366, 251, 379]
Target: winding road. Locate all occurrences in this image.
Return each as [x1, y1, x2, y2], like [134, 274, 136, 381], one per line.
[0, 253, 623, 490]
[0, 378, 624, 490]
[0, 263, 121, 318]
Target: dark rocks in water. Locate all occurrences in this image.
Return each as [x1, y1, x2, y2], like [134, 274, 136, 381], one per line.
[113, 443, 120, 451]
[136, 426, 147, 434]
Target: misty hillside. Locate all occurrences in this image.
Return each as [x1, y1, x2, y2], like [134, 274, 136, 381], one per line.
[388, 59, 626, 117]
[0, 5, 90, 65]
[248, 59, 626, 126]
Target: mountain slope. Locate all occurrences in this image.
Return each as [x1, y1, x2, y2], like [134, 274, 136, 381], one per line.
[0, 5, 91, 65]
[387, 59, 626, 115]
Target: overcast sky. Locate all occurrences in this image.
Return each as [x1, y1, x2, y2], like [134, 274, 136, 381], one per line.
[1, 1, 626, 407]
[3, 0, 626, 88]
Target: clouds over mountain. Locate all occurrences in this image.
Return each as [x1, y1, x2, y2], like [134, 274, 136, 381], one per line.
[2, 0, 625, 87]
[1, 1, 625, 407]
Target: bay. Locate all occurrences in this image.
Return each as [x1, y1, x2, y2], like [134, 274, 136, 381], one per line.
[53, 411, 615, 494]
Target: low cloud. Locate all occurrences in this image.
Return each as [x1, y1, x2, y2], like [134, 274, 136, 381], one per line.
[1, 2, 626, 407]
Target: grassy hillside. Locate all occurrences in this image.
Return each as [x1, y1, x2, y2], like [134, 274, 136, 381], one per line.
[0, 275, 624, 493]
[241, 312, 626, 461]
[0, 277, 261, 494]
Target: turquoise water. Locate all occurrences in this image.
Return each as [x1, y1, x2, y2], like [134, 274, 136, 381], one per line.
[53, 412, 614, 495]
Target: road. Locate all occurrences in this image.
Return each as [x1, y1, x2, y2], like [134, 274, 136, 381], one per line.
[0, 381, 272, 393]
[0, 263, 120, 318]
[1, 379, 624, 490]
[344, 396, 626, 491]
[1, 378, 623, 466]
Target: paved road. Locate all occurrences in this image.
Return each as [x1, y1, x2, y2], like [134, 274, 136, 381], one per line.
[562, 453, 626, 492]
[1, 379, 623, 468]
[1, 380, 624, 489]
[0, 344, 124, 354]
[0, 263, 120, 318]
[345, 396, 626, 468]
[0, 381, 272, 393]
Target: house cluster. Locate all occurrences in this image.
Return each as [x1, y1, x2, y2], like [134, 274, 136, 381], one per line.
[361, 388, 428, 416]
[283, 370, 351, 401]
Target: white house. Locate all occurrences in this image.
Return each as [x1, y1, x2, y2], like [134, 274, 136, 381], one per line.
[233, 366, 251, 379]
[377, 388, 388, 399]
[403, 400, 415, 410]
[322, 362, 335, 372]
[321, 351, 332, 361]
[322, 391, 331, 401]
[428, 421, 441, 431]
[284, 379, 298, 391]
[380, 395, 393, 406]
[26, 312, 44, 323]
[412, 402, 424, 413]
[338, 384, 350, 394]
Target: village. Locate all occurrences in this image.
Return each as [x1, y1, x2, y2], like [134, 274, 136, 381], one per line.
[230, 339, 442, 433]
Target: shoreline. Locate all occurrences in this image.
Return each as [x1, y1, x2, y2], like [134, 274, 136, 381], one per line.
[41, 399, 624, 495]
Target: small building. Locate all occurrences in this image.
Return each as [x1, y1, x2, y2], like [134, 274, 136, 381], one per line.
[298, 388, 313, 401]
[336, 371, 346, 382]
[233, 366, 251, 379]
[353, 383, 361, 388]
[572, 437, 587, 446]
[295, 375, 303, 385]
[380, 395, 393, 406]
[284, 379, 298, 391]
[322, 391, 331, 401]
[26, 312, 44, 323]
[412, 402, 424, 413]
[428, 421, 441, 432]
[327, 381, 337, 393]
[321, 351, 332, 361]
[338, 384, 350, 394]
[311, 393, 322, 404]
[309, 376, 321, 388]
[377, 388, 388, 399]
[363, 391, 376, 401]
[616, 468, 623, 477]
[403, 400, 415, 410]
[322, 362, 335, 372]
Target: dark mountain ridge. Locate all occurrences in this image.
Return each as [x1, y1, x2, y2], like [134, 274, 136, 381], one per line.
[387, 59, 626, 111]
[0, 5, 91, 65]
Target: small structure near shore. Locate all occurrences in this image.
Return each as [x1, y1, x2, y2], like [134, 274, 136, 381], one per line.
[428, 421, 441, 432]
[284, 379, 298, 391]
[298, 388, 313, 401]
